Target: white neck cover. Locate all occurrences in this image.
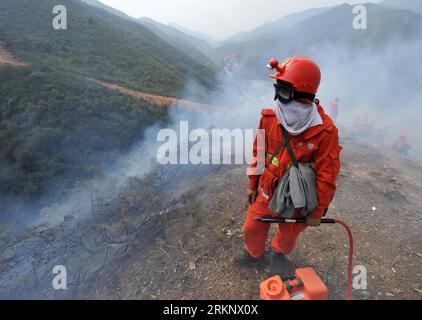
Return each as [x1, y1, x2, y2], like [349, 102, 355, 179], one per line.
[273, 100, 323, 136]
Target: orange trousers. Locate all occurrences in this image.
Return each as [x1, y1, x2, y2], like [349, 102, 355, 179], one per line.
[243, 200, 307, 258]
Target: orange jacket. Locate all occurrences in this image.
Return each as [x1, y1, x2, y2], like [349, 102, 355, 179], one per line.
[248, 103, 342, 219]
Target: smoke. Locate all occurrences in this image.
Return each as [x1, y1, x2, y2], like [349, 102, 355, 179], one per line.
[4, 3, 422, 234]
[33, 126, 163, 226]
[214, 15, 422, 159]
[179, 37, 422, 163]
[35, 74, 272, 225]
[316, 38, 422, 158]
[2, 1, 422, 299]
[27, 30, 422, 229]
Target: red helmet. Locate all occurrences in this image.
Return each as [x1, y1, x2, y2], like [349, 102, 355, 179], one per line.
[267, 57, 321, 95]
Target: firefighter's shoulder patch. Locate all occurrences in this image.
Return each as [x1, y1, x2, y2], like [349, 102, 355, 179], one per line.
[261, 109, 276, 116]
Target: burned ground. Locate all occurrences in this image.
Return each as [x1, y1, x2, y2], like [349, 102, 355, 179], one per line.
[0, 138, 421, 300]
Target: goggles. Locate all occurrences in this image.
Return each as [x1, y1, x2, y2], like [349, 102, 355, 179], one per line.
[273, 82, 294, 103]
[274, 81, 316, 104]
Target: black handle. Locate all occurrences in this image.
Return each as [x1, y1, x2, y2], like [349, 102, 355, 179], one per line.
[257, 217, 336, 224]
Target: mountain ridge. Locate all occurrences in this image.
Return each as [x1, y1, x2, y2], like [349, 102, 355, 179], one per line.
[0, 0, 218, 210]
[80, 0, 216, 63]
[218, 6, 331, 46]
[215, 3, 422, 72]
[381, 0, 422, 14]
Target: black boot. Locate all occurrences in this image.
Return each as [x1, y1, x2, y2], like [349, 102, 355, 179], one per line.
[234, 249, 263, 265]
[270, 252, 289, 276]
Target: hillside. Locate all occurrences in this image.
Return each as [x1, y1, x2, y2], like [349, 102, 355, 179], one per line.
[0, 0, 217, 97]
[0, 0, 219, 220]
[214, 2, 422, 124]
[1, 138, 421, 299]
[0, 64, 168, 219]
[80, 0, 216, 64]
[216, 3, 422, 65]
[382, 0, 422, 14]
[169, 23, 216, 45]
[80, 0, 133, 20]
[0, 44, 28, 67]
[1, 0, 421, 302]
[218, 6, 330, 46]
[138, 17, 216, 64]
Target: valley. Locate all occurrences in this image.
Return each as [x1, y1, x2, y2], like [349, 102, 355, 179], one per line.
[0, 0, 421, 301]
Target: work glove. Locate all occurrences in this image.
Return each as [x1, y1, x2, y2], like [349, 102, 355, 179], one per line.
[247, 189, 258, 206]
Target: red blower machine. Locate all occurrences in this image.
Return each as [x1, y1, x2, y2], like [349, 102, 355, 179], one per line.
[257, 217, 354, 301]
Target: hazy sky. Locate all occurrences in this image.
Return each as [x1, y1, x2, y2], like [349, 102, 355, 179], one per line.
[99, 0, 382, 40]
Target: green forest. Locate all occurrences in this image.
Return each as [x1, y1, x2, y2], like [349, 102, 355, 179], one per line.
[0, 65, 169, 202]
[0, 0, 218, 217]
[0, 0, 218, 98]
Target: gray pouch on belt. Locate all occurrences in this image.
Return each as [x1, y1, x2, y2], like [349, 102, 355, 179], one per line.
[268, 125, 318, 218]
[269, 163, 318, 218]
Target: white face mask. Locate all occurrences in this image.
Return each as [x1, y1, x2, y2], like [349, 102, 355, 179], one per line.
[273, 100, 323, 136]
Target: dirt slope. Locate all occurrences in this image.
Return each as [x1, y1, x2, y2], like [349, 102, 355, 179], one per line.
[84, 138, 422, 300]
[94, 80, 214, 112]
[0, 44, 27, 67]
[0, 138, 421, 300]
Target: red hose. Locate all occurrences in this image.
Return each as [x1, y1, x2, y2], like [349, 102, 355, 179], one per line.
[334, 219, 354, 301]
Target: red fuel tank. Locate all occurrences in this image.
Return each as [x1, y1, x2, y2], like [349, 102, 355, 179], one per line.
[260, 268, 328, 300]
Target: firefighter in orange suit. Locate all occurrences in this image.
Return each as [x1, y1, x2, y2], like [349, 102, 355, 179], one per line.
[330, 97, 339, 122]
[235, 57, 342, 274]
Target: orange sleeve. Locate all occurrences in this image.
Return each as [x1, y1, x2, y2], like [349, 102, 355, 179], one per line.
[309, 127, 342, 219]
[247, 116, 266, 191]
